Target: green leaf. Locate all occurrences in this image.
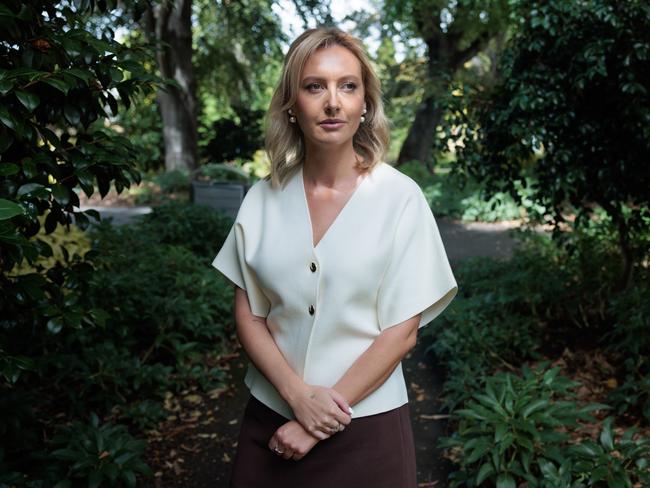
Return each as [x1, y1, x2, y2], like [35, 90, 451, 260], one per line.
[52, 184, 70, 206]
[0, 104, 16, 129]
[522, 399, 549, 418]
[88, 471, 103, 488]
[115, 451, 137, 466]
[17, 182, 46, 198]
[590, 465, 608, 483]
[0, 163, 19, 175]
[51, 448, 79, 461]
[63, 103, 81, 125]
[0, 79, 13, 95]
[0, 198, 24, 219]
[15, 89, 40, 111]
[477, 462, 495, 485]
[122, 469, 136, 488]
[65, 67, 94, 83]
[496, 473, 516, 488]
[42, 76, 70, 94]
[599, 417, 614, 451]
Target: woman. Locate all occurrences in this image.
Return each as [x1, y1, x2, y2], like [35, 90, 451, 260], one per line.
[212, 26, 458, 487]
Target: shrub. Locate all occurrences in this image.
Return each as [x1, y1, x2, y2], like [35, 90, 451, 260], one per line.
[49, 412, 152, 487]
[603, 283, 650, 423]
[539, 417, 650, 487]
[441, 362, 612, 488]
[134, 200, 234, 258]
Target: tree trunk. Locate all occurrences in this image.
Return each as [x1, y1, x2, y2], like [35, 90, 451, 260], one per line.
[396, 94, 443, 170]
[396, 29, 491, 169]
[143, 0, 198, 172]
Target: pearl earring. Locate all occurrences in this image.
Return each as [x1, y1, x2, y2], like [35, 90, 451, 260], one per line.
[288, 108, 296, 123]
[360, 107, 367, 123]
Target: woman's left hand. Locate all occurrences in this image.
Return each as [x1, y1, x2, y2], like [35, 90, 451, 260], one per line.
[268, 420, 321, 461]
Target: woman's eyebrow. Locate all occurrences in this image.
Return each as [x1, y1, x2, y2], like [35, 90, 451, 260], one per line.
[301, 74, 361, 82]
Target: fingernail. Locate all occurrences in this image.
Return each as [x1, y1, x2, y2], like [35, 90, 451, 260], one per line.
[348, 406, 354, 414]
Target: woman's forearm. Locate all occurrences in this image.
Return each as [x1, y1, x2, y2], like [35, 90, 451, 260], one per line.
[234, 288, 307, 405]
[332, 315, 420, 407]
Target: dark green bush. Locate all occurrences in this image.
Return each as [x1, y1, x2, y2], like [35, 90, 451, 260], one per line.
[134, 200, 234, 258]
[603, 284, 650, 423]
[441, 362, 613, 488]
[74, 220, 235, 417]
[49, 412, 152, 488]
[537, 416, 650, 487]
[152, 169, 191, 194]
[427, 220, 642, 409]
[1, 202, 238, 482]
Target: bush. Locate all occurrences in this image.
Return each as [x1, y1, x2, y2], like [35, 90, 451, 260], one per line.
[71, 218, 235, 419]
[427, 224, 637, 409]
[135, 200, 234, 258]
[152, 168, 191, 194]
[603, 284, 650, 423]
[398, 160, 543, 222]
[441, 362, 613, 488]
[49, 412, 152, 487]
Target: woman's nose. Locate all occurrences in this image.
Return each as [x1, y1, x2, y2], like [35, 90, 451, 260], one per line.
[325, 86, 340, 111]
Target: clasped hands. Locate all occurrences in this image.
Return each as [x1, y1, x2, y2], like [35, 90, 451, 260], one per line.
[268, 384, 353, 461]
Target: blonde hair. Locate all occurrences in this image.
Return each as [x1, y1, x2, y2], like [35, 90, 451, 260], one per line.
[264, 26, 391, 189]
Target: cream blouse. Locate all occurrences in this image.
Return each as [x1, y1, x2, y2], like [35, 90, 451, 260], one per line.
[211, 161, 458, 420]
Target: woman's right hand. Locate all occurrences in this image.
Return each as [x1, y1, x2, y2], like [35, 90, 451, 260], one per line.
[288, 384, 353, 440]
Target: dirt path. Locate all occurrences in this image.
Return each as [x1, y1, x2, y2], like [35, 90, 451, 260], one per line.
[91, 206, 526, 486]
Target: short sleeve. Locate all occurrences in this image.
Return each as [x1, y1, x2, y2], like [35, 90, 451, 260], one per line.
[211, 222, 271, 318]
[377, 187, 458, 331]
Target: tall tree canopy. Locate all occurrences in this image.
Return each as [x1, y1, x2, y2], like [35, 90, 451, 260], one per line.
[446, 0, 650, 289]
[381, 0, 510, 167]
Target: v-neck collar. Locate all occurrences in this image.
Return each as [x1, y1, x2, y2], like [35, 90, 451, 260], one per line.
[298, 162, 374, 251]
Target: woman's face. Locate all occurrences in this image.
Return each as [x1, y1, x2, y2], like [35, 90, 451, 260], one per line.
[293, 45, 366, 149]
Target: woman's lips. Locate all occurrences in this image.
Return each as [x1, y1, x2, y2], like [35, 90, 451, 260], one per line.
[319, 122, 345, 130]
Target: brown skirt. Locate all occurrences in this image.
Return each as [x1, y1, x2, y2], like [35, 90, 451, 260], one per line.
[229, 394, 417, 488]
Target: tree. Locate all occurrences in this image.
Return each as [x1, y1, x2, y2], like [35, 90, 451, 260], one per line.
[448, 0, 650, 290]
[0, 0, 162, 422]
[382, 0, 510, 168]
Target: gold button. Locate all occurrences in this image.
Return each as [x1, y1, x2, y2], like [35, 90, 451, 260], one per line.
[310, 262, 317, 272]
[308, 305, 315, 315]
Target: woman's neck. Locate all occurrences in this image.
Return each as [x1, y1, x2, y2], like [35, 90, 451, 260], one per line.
[302, 143, 364, 187]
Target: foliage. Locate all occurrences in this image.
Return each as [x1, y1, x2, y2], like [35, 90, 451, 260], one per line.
[603, 283, 650, 423]
[0, 405, 152, 488]
[203, 106, 266, 162]
[135, 200, 235, 257]
[49, 412, 152, 488]
[1, 203, 236, 481]
[442, 0, 650, 288]
[76, 217, 234, 411]
[382, 0, 510, 54]
[193, 0, 286, 147]
[400, 159, 546, 222]
[0, 0, 165, 386]
[428, 219, 647, 411]
[565, 416, 650, 487]
[441, 364, 650, 487]
[441, 362, 612, 488]
[196, 162, 253, 183]
[425, 232, 562, 408]
[152, 168, 191, 194]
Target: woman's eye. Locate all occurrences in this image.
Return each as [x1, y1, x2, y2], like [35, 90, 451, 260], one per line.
[305, 82, 357, 91]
